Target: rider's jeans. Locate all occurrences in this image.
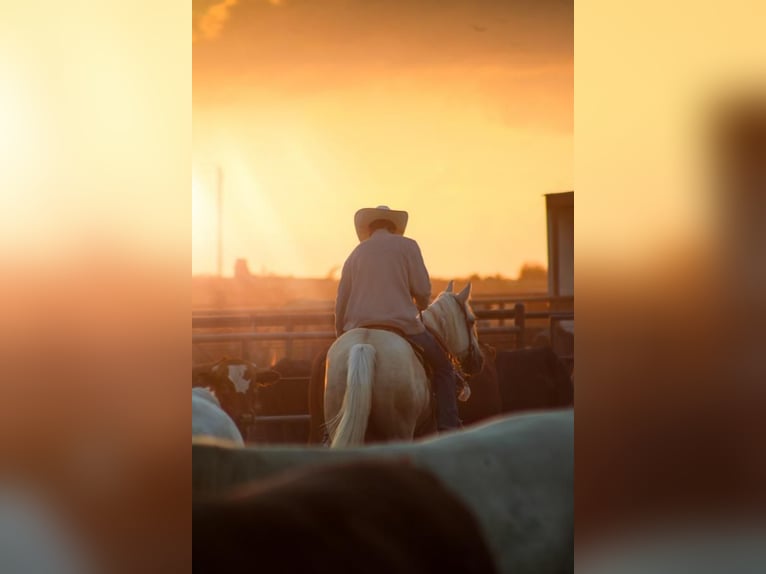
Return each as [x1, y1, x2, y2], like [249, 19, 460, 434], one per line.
[405, 329, 462, 431]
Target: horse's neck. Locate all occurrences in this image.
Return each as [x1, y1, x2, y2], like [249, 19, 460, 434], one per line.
[422, 306, 452, 350]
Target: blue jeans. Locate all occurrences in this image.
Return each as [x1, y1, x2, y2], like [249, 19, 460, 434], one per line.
[406, 330, 462, 431]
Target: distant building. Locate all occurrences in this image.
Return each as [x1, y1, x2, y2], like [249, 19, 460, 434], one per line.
[545, 191, 574, 298]
[234, 258, 252, 279]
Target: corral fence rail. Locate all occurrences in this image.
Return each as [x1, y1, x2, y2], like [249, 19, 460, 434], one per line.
[192, 295, 573, 358]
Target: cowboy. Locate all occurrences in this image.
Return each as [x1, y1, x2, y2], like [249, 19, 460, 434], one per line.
[334, 205, 462, 431]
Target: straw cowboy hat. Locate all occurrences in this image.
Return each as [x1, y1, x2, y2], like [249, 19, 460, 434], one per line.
[354, 205, 409, 242]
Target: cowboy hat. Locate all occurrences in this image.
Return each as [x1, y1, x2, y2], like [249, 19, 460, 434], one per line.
[353, 205, 409, 242]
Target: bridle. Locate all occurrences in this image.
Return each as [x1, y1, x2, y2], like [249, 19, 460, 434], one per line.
[421, 295, 478, 381]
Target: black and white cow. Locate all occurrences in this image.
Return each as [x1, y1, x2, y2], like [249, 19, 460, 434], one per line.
[192, 357, 281, 439]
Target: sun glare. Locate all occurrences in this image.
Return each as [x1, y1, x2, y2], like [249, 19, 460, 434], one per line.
[192, 174, 218, 269]
[192, 176, 203, 224]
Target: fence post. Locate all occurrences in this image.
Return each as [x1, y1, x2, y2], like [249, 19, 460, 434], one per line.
[242, 316, 255, 360]
[514, 302, 526, 349]
[285, 317, 294, 358]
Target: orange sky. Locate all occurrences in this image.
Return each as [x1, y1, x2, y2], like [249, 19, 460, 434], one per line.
[193, 0, 572, 278]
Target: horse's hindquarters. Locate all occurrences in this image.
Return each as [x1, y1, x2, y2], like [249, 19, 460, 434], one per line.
[325, 329, 432, 444]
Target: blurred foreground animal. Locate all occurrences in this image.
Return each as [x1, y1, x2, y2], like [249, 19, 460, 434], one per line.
[193, 460, 498, 574]
[192, 388, 244, 446]
[193, 409, 573, 574]
[0, 486, 94, 574]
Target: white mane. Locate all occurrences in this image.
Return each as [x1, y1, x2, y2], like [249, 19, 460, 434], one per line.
[423, 290, 476, 359]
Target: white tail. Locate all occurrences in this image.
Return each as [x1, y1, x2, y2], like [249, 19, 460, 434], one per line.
[328, 344, 375, 447]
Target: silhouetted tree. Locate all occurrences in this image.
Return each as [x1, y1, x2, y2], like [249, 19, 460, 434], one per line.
[518, 263, 547, 281]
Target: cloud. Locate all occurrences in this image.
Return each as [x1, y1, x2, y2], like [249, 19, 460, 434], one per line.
[193, 0, 239, 43]
[193, 0, 286, 43]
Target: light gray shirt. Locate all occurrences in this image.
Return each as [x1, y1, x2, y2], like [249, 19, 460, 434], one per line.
[335, 229, 431, 336]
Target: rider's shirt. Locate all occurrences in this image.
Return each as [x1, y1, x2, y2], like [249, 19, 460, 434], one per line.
[335, 229, 431, 337]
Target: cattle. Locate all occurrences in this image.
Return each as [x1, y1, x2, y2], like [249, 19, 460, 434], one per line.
[494, 347, 573, 413]
[191, 357, 281, 440]
[192, 357, 282, 395]
[457, 343, 503, 425]
[193, 460, 498, 574]
[193, 409, 574, 574]
[453, 346, 574, 419]
[192, 388, 244, 446]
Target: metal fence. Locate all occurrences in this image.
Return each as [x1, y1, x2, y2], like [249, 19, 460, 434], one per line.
[192, 298, 573, 364]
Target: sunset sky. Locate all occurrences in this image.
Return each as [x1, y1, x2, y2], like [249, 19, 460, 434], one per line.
[192, 0, 572, 278]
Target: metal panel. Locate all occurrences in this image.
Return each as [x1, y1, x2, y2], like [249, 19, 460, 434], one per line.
[545, 191, 574, 297]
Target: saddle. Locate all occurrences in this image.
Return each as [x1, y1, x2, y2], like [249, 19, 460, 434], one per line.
[359, 324, 471, 401]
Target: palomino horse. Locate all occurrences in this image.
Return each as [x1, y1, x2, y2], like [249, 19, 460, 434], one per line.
[324, 281, 483, 447]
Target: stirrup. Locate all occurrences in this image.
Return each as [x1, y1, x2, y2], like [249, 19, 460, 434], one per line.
[456, 371, 471, 402]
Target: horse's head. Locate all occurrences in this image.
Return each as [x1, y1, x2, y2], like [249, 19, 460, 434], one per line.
[427, 281, 484, 377]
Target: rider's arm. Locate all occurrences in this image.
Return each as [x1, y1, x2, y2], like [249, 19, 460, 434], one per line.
[407, 241, 432, 310]
[335, 257, 352, 337]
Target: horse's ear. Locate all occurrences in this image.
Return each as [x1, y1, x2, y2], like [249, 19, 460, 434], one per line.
[445, 280, 454, 293]
[457, 282, 472, 303]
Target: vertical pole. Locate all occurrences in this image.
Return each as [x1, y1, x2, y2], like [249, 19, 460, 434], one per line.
[217, 165, 223, 278]
[285, 317, 294, 358]
[514, 302, 526, 349]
